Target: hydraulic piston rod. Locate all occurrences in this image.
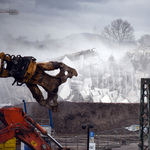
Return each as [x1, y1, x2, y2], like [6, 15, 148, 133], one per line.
[47, 134, 63, 149]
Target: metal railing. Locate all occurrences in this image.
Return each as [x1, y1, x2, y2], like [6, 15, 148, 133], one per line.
[35, 118, 50, 126]
[49, 127, 139, 150]
[33, 119, 139, 149]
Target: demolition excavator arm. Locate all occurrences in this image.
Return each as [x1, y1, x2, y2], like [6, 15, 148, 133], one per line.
[0, 107, 70, 150]
[0, 52, 78, 111]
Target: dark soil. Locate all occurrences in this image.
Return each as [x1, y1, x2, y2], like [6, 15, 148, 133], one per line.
[15, 101, 140, 135]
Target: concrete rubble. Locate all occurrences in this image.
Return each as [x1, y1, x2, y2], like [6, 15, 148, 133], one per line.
[55, 48, 146, 103]
[1, 46, 150, 107]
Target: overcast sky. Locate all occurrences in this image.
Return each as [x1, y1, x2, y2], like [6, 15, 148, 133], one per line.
[0, 0, 150, 42]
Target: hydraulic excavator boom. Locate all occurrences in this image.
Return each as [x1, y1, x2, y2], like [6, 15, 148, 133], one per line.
[0, 107, 70, 150]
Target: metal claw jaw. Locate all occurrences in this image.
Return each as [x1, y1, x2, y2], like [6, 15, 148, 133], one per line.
[27, 62, 78, 112]
[39, 63, 78, 112]
[46, 93, 59, 112]
[39, 93, 59, 112]
[56, 63, 78, 83]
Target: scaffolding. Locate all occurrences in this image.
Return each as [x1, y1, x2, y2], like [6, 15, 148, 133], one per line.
[139, 78, 150, 150]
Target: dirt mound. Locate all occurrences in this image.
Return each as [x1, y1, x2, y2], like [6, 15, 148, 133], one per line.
[15, 101, 140, 135]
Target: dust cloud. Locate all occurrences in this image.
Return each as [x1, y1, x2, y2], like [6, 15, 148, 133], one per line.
[0, 33, 146, 107]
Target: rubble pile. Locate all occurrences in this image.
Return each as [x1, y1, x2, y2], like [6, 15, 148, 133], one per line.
[0, 46, 150, 107]
[15, 101, 140, 135]
[55, 48, 150, 103]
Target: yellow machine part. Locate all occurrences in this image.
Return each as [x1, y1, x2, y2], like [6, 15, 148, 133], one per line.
[0, 137, 16, 150]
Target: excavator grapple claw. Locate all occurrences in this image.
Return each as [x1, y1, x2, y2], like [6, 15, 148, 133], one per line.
[0, 52, 78, 112]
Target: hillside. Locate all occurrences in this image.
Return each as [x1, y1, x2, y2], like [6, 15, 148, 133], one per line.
[16, 101, 140, 135]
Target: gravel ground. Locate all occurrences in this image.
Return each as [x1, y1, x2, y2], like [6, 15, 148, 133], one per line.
[112, 142, 139, 150]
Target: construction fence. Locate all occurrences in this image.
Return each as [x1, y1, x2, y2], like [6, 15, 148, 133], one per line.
[34, 118, 139, 149]
[50, 127, 139, 150]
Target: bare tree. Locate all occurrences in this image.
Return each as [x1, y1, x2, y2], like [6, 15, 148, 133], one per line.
[138, 34, 150, 46]
[101, 19, 135, 45]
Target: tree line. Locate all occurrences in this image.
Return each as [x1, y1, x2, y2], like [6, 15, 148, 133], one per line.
[94, 18, 150, 47]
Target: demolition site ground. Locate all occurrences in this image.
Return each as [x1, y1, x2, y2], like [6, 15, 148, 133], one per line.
[15, 101, 141, 149]
[17, 101, 139, 135]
